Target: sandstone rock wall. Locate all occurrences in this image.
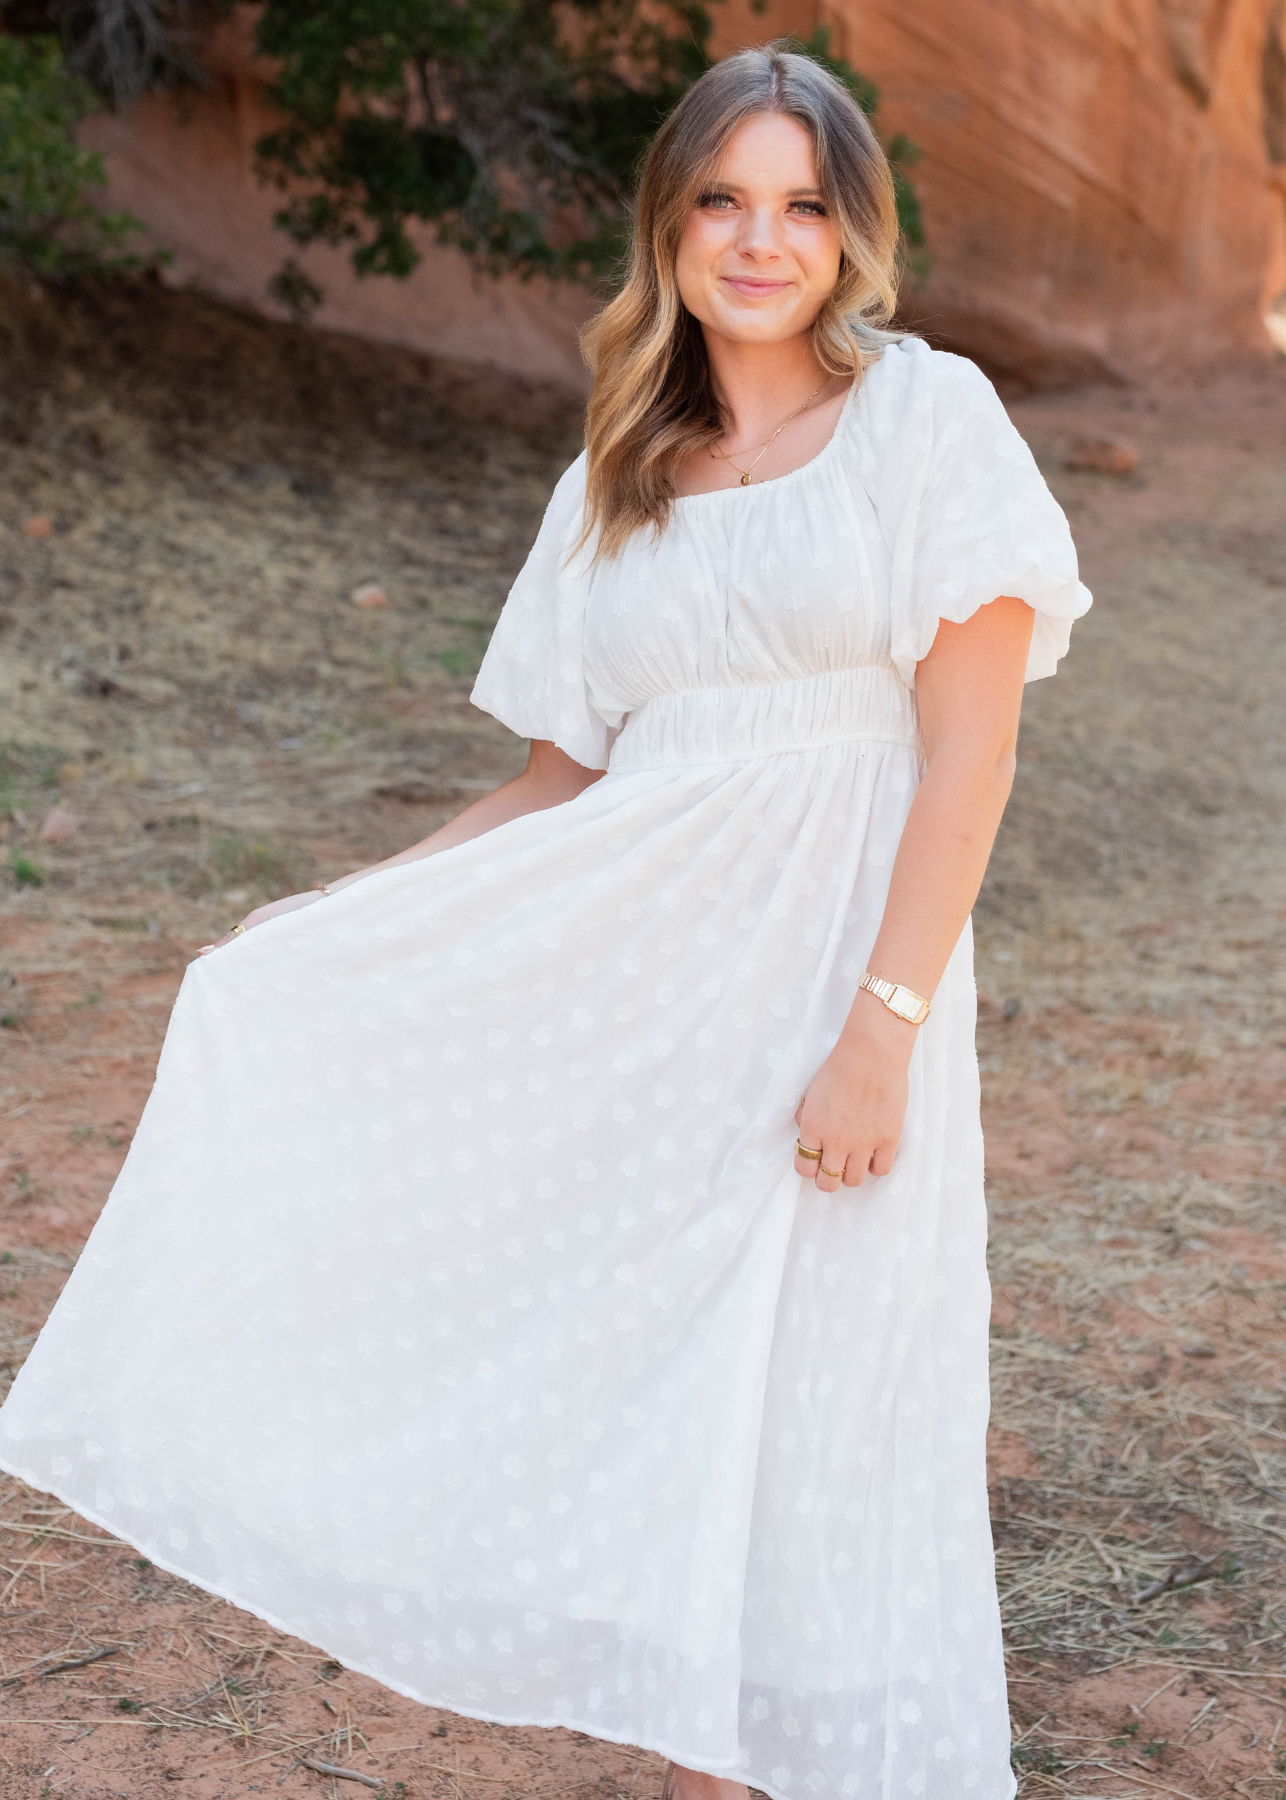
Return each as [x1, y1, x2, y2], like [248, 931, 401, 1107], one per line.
[761, 0, 1286, 384]
[77, 0, 1286, 389]
[78, 14, 598, 389]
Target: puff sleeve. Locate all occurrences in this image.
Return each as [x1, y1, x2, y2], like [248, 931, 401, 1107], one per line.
[855, 339, 1092, 686]
[470, 453, 613, 771]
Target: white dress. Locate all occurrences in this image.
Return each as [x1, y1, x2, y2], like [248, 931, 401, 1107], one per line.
[0, 341, 1089, 1800]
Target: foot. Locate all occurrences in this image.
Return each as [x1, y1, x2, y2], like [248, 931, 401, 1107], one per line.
[664, 1765, 750, 1800]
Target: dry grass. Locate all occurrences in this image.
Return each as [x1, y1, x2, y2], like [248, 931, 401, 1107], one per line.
[0, 274, 1283, 1798]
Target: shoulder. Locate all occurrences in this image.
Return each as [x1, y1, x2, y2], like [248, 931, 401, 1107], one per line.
[522, 450, 589, 575]
[547, 450, 587, 522]
[551, 448, 588, 502]
[855, 337, 1000, 437]
[524, 449, 586, 535]
[850, 340, 1031, 511]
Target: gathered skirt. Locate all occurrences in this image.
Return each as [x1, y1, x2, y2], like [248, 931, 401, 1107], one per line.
[0, 667, 1015, 1800]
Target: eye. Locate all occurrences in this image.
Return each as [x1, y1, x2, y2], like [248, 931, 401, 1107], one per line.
[790, 199, 829, 218]
[697, 191, 736, 210]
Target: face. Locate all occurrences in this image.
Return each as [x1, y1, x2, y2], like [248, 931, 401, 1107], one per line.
[674, 111, 842, 346]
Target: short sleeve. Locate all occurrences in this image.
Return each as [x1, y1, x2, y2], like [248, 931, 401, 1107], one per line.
[854, 339, 1092, 686]
[470, 454, 613, 771]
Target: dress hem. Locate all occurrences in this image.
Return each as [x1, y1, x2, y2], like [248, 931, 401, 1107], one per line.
[0, 1451, 791, 1796]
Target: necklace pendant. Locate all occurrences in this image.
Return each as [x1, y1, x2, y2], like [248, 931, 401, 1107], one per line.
[740, 471, 751, 486]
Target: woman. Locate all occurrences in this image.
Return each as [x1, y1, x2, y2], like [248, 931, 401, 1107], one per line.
[0, 44, 1089, 1800]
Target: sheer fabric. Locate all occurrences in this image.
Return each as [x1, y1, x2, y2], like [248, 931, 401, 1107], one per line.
[0, 340, 1089, 1800]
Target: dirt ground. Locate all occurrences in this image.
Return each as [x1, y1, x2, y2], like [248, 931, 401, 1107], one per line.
[0, 273, 1283, 1800]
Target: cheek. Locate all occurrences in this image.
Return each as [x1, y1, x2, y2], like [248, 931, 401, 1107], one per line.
[795, 227, 842, 291]
[675, 220, 718, 311]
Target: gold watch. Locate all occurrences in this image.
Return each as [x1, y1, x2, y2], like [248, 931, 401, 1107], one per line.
[859, 971, 931, 1026]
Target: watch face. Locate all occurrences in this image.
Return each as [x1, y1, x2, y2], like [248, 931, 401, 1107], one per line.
[889, 987, 921, 1022]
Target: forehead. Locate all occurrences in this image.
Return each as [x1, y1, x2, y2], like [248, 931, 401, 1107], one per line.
[710, 112, 820, 186]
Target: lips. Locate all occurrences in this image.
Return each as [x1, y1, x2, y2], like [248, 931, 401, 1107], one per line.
[721, 277, 792, 297]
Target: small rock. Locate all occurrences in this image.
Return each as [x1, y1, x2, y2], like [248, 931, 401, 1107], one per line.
[22, 515, 53, 538]
[38, 807, 82, 843]
[81, 670, 120, 697]
[1064, 436, 1139, 476]
[352, 581, 387, 608]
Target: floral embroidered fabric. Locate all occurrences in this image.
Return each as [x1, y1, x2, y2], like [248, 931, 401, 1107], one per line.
[0, 340, 1089, 1800]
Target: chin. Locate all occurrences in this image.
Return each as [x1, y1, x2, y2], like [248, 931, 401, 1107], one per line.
[711, 307, 806, 343]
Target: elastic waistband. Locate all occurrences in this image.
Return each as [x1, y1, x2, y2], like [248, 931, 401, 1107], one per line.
[608, 666, 920, 771]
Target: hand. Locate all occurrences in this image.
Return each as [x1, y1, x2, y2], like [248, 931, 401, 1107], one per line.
[197, 888, 323, 955]
[793, 995, 915, 1193]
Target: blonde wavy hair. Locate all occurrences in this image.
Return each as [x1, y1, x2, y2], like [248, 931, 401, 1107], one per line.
[580, 42, 904, 560]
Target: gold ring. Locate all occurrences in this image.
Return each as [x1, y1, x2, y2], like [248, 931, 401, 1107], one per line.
[794, 1140, 823, 1162]
[230, 924, 247, 936]
[819, 1163, 844, 1180]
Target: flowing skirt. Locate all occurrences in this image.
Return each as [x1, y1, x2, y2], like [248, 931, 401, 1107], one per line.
[0, 670, 1014, 1800]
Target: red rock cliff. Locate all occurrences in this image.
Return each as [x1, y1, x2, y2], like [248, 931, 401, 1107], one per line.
[756, 0, 1286, 384]
[80, 0, 1286, 387]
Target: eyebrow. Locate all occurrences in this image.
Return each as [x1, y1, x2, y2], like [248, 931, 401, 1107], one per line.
[703, 182, 826, 197]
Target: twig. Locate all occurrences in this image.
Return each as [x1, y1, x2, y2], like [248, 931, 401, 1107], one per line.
[40, 1646, 120, 1679]
[207, 1730, 335, 1772]
[1136, 1671, 1182, 1713]
[0, 1549, 59, 1606]
[1087, 1534, 1126, 1586]
[1109, 1661, 1286, 1680]
[0, 1527, 120, 1548]
[1118, 1764, 1209, 1800]
[1181, 1696, 1219, 1744]
[298, 1758, 383, 1789]
[1132, 1551, 1229, 1607]
[0, 1716, 162, 1726]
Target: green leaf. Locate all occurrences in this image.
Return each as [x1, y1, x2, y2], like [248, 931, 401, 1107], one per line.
[248, 3, 923, 297]
[0, 35, 151, 279]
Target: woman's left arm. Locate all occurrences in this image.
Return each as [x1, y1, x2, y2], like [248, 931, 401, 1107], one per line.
[794, 595, 1035, 1192]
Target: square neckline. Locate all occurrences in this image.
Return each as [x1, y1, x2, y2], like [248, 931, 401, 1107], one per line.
[670, 374, 862, 507]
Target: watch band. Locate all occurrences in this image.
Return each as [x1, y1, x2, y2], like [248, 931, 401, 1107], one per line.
[859, 971, 931, 1026]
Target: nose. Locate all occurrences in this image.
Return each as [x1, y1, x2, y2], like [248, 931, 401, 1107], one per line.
[733, 204, 783, 263]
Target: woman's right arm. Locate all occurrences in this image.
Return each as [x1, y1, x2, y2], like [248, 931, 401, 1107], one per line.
[197, 741, 601, 954]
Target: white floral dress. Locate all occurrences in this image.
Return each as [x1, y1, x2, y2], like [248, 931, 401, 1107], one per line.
[0, 340, 1089, 1800]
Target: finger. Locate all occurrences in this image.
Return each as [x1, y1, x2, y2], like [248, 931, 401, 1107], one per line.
[814, 1152, 845, 1195]
[842, 1155, 867, 1189]
[869, 1141, 898, 1178]
[793, 1136, 822, 1180]
[197, 930, 238, 955]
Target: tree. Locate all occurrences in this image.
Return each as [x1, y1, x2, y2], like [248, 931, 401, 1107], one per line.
[1, 0, 216, 106]
[0, 32, 147, 277]
[0, 1, 923, 300]
[250, 3, 923, 303]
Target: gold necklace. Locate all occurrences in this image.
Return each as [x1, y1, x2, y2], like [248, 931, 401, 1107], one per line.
[711, 381, 827, 486]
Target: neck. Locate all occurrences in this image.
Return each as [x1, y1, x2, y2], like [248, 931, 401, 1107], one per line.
[702, 328, 827, 448]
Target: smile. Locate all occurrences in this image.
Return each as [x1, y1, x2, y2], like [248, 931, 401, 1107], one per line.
[720, 277, 793, 297]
